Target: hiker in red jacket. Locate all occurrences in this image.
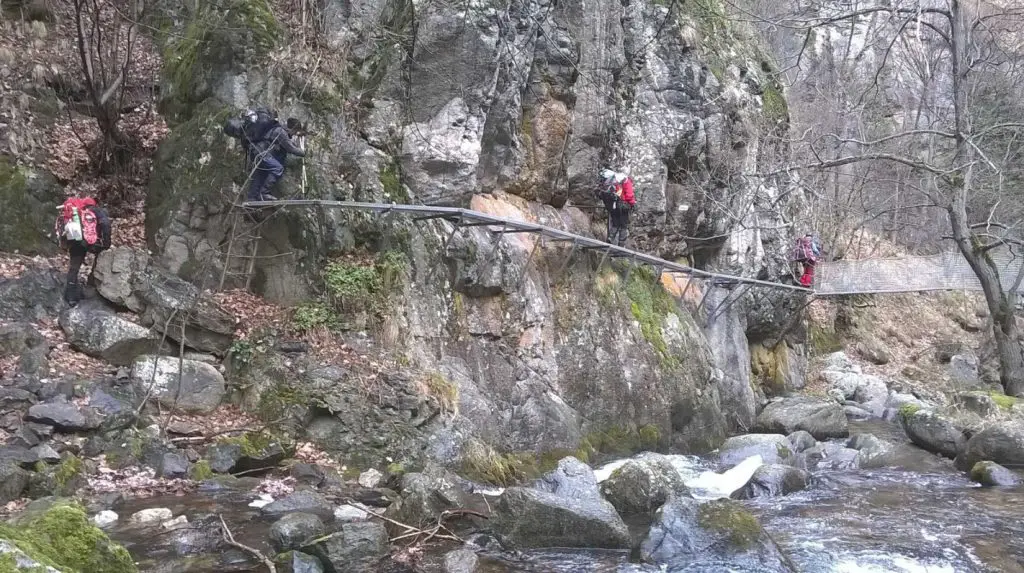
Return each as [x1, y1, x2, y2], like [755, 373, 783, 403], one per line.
[54, 197, 111, 306]
[597, 168, 636, 247]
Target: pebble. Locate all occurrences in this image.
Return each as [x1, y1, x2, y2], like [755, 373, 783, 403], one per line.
[358, 468, 384, 488]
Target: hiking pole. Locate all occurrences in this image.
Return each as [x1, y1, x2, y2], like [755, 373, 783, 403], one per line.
[300, 135, 307, 197]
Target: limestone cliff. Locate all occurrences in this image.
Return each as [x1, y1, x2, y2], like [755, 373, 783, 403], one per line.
[142, 0, 806, 469]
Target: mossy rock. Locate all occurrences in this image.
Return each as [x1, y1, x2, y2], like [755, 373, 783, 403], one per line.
[697, 499, 764, 550]
[0, 158, 61, 255]
[27, 455, 85, 499]
[0, 501, 136, 572]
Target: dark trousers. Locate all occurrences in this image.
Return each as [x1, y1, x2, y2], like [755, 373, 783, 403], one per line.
[65, 243, 90, 305]
[247, 154, 285, 201]
[607, 209, 629, 247]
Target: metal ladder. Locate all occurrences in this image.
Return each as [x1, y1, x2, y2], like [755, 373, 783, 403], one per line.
[218, 207, 263, 290]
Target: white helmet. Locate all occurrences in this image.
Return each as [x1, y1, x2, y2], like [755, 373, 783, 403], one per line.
[600, 168, 615, 182]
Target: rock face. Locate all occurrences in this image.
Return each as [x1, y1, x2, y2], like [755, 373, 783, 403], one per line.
[92, 248, 235, 354]
[899, 409, 965, 459]
[641, 498, 795, 572]
[755, 397, 849, 440]
[600, 452, 688, 516]
[0, 322, 49, 375]
[491, 487, 630, 549]
[0, 161, 62, 256]
[821, 357, 889, 417]
[59, 303, 167, 365]
[131, 355, 226, 414]
[958, 420, 1024, 470]
[308, 522, 389, 573]
[0, 269, 65, 323]
[970, 461, 1021, 487]
[144, 0, 806, 464]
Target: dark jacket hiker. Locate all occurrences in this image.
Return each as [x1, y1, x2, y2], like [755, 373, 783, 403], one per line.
[225, 108, 305, 202]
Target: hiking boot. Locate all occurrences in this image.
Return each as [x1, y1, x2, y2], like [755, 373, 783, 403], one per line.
[259, 193, 278, 202]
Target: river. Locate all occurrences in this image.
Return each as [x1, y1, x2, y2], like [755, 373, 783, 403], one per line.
[106, 420, 1024, 572]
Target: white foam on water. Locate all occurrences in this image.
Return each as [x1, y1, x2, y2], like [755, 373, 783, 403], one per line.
[685, 455, 763, 500]
[593, 459, 629, 483]
[832, 554, 958, 573]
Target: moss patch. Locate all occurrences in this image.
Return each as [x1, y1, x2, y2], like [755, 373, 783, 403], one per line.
[898, 403, 922, 418]
[0, 158, 60, 255]
[808, 322, 842, 356]
[379, 161, 407, 202]
[697, 499, 763, 550]
[989, 392, 1017, 410]
[189, 459, 213, 481]
[220, 431, 275, 457]
[423, 372, 458, 415]
[761, 84, 788, 123]
[0, 503, 136, 573]
[750, 342, 790, 395]
[625, 267, 681, 367]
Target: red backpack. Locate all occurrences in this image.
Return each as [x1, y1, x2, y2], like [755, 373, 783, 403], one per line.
[55, 197, 109, 252]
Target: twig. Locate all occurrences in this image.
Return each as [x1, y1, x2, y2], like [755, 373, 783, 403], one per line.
[168, 426, 262, 443]
[219, 514, 276, 573]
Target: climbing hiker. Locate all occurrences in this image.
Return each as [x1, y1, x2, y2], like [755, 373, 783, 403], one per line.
[597, 168, 636, 247]
[54, 197, 112, 306]
[224, 108, 305, 202]
[791, 232, 822, 287]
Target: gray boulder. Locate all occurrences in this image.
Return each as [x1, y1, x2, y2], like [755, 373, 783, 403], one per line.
[640, 497, 795, 572]
[157, 452, 189, 479]
[308, 521, 389, 573]
[0, 269, 64, 322]
[899, 408, 964, 459]
[59, 304, 168, 365]
[25, 401, 100, 432]
[92, 247, 235, 353]
[786, 431, 816, 453]
[755, 397, 848, 440]
[847, 434, 895, 468]
[0, 462, 30, 503]
[30, 444, 60, 465]
[0, 539, 60, 573]
[207, 443, 242, 474]
[949, 353, 983, 389]
[0, 322, 49, 376]
[734, 464, 809, 499]
[261, 490, 334, 521]
[270, 512, 327, 551]
[444, 549, 479, 573]
[534, 456, 599, 499]
[291, 551, 325, 573]
[600, 452, 688, 516]
[131, 355, 226, 414]
[954, 392, 999, 418]
[957, 420, 1024, 471]
[806, 443, 860, 471]
[823, 370, 888, 417]
[491, 487, 630, 549]
[719, 434, 796, 467]
[970, 461, 1021, 487]
[385, 471, 469, 530]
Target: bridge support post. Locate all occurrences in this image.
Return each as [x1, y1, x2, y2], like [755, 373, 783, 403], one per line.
[555, 240, 578, 284]
[517, 236, 543, 291]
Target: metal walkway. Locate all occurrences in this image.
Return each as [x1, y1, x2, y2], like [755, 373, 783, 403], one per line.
[245, 199, 813, 293]
[245, 200, 1019, 297]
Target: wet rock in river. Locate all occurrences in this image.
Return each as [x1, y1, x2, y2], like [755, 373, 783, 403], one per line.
[385, 471, 471, 530]
[899, 408, 964, 459]
[755, 396, 848, 440]
[130, 507, 173, 525]
[492, 487, 630, 549]
[534, 456, 600, 499]
[786, 430, 816, 453]
[958, 420, 1024, 471]
[719, 433, 797, 467]
[307, 521, 389, 573]
[733, 464, 809, 499]
[641, 497, 796, 572]
[261, 490, 335, 521]
[970, 461, 1021, 487]
[270, 512, 327, 551]
[600, 452, 688, 516]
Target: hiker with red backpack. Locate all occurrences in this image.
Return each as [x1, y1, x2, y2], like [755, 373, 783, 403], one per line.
[597, 168, 636, 247]
[791, 233, 822, 287]
[54, 197, 112, 306]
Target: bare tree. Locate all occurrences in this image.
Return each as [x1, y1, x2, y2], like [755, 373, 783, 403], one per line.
[72, 0, 145, 173]
[766, 1, 1024, 395]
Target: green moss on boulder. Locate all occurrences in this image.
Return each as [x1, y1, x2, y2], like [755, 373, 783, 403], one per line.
[0, 158, 61, 255]
[0, 502, 136, 573]
[696, 499, 764, 550]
